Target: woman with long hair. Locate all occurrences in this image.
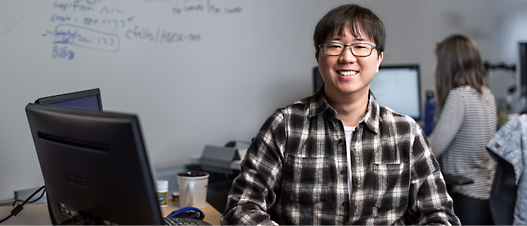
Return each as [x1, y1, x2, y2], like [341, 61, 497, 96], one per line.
[429, 34, 497, 225]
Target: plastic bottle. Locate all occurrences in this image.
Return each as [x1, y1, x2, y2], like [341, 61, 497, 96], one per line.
[157, 180, 169, 207]
[424, 90, 436, 136]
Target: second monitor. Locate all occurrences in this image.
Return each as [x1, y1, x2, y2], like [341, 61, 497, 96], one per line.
[34, 88, 103, 111]
[370, 64, 421, 121]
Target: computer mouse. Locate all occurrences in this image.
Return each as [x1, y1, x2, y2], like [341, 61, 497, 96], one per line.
[166, 206, 205, 219]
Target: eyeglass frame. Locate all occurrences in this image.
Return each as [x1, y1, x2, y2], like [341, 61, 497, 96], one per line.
[318, 42, 377, 57]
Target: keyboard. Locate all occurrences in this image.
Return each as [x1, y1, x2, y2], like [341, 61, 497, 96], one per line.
[163, 217, 212, 225]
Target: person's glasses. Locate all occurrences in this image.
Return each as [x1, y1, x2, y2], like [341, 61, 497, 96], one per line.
[319, 42, 377, 57]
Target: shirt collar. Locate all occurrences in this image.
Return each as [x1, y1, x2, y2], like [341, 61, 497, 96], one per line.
[363, 91, 380, 134]
[308, 86, 380, 134]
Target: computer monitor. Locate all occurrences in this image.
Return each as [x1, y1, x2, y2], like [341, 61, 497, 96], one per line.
[312, 65, 422, 121]
[25, 104, 163, 225]
[313, 67, 324, 93]
[34, 88, 102, 110]
[370, 65, 422, 121]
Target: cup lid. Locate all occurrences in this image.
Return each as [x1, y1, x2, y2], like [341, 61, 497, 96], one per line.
[177, 171, 209, 177]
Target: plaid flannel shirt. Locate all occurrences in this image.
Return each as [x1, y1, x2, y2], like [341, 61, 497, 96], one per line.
[221, 87, 460, 225]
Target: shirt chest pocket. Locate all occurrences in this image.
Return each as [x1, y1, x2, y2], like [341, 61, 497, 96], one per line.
[366, 162, 410, 210]
[282, 155, 334, 205]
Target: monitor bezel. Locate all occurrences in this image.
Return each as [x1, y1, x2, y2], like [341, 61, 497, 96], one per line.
[34, 88, 103, 110]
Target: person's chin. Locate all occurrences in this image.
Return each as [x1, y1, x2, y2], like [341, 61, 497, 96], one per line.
[339, 85, 367, 95]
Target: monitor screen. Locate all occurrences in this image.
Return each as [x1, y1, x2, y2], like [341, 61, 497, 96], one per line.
[313, 66, 324, 93]
[520, 42, 527, 98]
[34, 88, 102, 110]
[370, 65, 421, 121]
[25, 104, 163, 225]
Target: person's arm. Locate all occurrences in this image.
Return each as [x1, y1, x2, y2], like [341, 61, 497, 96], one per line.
[428, 90, 465, 157]
[405, 128, 461, 225]
[221, 110, 286, 225]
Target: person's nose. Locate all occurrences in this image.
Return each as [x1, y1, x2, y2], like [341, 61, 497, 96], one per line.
[339, 46, 357, 63]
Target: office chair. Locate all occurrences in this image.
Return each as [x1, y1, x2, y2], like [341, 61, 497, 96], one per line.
[488, 150, 517, 225]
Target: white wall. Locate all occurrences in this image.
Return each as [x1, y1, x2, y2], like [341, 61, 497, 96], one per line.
[0, 0, 526, 201]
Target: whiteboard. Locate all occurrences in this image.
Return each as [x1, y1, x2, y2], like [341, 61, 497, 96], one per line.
[0, 0, 338, 195]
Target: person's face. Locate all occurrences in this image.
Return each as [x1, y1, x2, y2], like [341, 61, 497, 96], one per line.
[316, 26, 383, 98]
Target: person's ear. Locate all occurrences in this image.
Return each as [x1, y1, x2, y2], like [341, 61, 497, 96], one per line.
[315, 51, 319, 63]
[376, 52, 384, 72]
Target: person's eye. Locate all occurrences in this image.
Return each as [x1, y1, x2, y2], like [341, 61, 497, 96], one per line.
[327, 44, 343, 49]
[353, 45, 368, 49]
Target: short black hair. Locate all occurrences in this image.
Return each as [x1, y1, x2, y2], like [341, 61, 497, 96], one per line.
[313, 4, 385, 57]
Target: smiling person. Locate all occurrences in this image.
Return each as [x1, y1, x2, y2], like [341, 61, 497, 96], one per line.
[221, 4, 460, 225]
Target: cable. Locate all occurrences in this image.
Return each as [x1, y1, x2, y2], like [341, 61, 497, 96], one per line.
[0, 213, 13, 223]
[0, 185, 45, 224]
[12, 186, 46, 206]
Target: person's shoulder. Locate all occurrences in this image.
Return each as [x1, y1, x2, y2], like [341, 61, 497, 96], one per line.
[374, 104, 423, 139]
[273, 95, 313, 117]
[279, 95, 310, 111]
[443, 87, 470, 105]
[449, 86, 470, 96]
[450, 85, 496, 103]
[291, 95, 312, 107]
[450, 85, 485, 98]
[482, 87, 496, 100]
[377, 103, 416, 124]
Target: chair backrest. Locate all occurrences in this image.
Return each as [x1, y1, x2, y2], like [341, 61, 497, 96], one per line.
[488, 150, 517, 225]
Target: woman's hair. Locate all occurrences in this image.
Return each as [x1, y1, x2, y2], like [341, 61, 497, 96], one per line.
[313, 4, 385, 57]
[435, 34, 488, 111]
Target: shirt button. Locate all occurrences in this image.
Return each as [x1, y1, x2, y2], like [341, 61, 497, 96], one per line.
[338, 139, 343, 144]
[342, 202, 347, 206]
[494, 143, 500, 148]
[340, 171, 345, 175]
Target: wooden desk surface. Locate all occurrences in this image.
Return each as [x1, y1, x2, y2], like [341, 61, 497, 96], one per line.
[162, 198, 221, 225]
[0, 199, 221, 225]
[0, 203, 51, 225]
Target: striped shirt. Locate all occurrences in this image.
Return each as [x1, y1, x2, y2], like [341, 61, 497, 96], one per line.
[221, 87, 460, 225]
[429, 86, 497, 200]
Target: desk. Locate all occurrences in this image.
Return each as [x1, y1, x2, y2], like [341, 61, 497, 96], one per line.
[162, 199, 221, 225]
[0, 203, 51, 225]
[0, 200, 221, 225]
